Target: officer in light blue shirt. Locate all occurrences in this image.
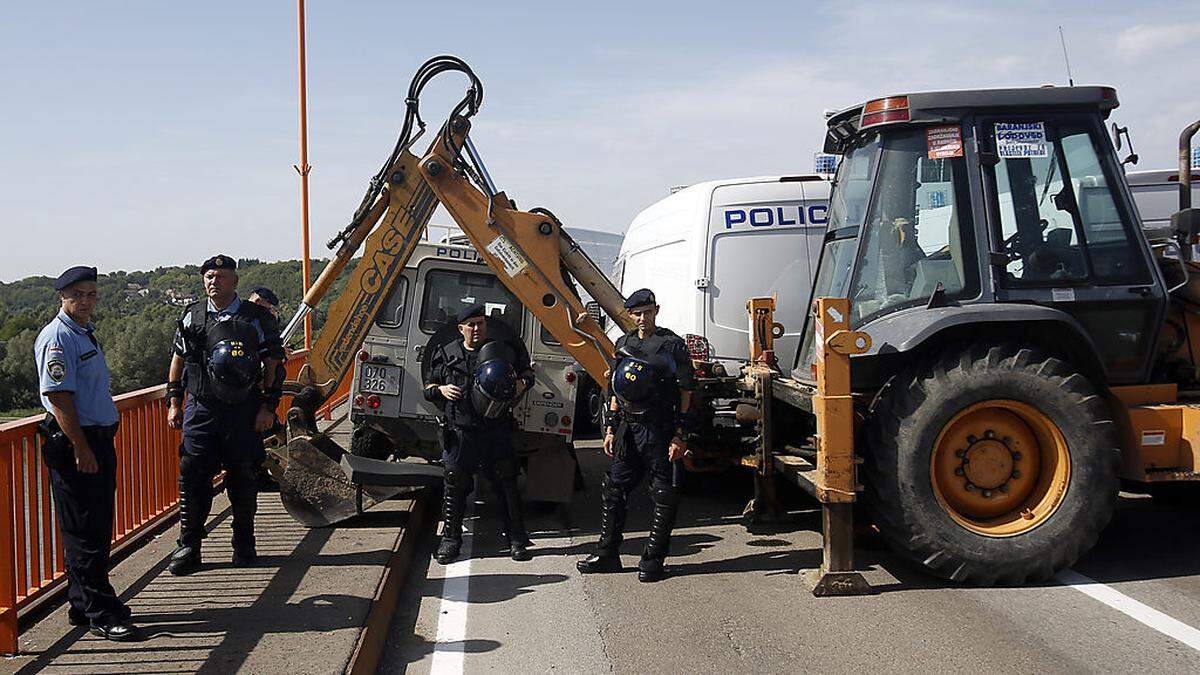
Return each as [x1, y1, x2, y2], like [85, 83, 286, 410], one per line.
[33, 266, 140, 641]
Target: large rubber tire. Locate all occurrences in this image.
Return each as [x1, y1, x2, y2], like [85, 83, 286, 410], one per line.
[865, 342, 1119, 585]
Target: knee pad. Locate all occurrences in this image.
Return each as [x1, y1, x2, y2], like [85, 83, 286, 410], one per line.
[601, 475, 628, 503]
[651, 486, 681, 507]
[180, 453, 215, 482]
[444, 469, 474, 495]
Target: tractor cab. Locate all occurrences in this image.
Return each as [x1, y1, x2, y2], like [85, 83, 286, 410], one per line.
[797, 87, 1168, 388]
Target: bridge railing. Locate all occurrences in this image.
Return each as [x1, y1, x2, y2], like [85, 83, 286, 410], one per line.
[0, 348, 341, 654]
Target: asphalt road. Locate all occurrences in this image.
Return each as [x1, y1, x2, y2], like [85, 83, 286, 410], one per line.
[381, 440, 1200, 673]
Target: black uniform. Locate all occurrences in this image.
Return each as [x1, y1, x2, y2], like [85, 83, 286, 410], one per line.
[580, 324, 695, 581]
[169, 292, 284, 573]
[423, 330, 535, 563]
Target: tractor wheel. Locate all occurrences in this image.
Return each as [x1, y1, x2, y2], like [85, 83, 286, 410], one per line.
[349, 423, 395, 461]
[864, 342, 1119, 585]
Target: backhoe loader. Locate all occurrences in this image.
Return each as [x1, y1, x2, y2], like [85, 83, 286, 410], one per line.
[741, 85, 1200, 592]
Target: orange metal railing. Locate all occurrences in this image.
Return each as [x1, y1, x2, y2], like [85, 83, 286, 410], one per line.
[0, 349, 341, 654]
[0, 385, 180, 654]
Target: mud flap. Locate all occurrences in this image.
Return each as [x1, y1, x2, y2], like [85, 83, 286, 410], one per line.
[522, 442, 577, 503]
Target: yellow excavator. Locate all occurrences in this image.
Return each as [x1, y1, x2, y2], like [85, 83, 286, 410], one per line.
[266, 56, 632, 526]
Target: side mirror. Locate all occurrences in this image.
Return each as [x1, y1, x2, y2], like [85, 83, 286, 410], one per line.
[1112, 123, 1139, 166]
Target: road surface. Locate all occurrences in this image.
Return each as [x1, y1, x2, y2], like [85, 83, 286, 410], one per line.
[382, 440, 1200, 673]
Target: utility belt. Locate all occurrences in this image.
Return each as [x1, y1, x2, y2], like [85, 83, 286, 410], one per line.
[614, 405, 674, 427]
[36, 414, 119, 471]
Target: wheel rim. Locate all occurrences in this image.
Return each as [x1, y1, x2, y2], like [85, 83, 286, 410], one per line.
[929, 399, 1071, 537]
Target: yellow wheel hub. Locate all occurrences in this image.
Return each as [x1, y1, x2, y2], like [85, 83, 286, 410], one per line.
[930, 400, 1071, 537]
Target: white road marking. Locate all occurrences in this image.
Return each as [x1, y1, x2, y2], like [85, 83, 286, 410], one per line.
[430, 502, 475, 675]
[1057, 569, 1200, 652]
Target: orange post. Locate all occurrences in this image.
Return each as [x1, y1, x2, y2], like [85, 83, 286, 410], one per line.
[1, 445, 16, 654]
[295, 0, 314, 349]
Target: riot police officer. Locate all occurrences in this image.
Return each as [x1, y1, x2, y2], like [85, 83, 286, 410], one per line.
[423, 305, 535, 564]
[34, 266, 142, 641]
[577, 288, 695, 582]
[165, 255, 284, 575]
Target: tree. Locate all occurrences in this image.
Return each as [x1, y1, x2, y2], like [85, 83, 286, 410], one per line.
[0, 329, 41, 411]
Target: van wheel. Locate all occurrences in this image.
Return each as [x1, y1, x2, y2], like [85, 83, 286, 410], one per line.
[864, 342, 1119, 585]
[573, 376, 602, 437]
[350, 424, 394, 461]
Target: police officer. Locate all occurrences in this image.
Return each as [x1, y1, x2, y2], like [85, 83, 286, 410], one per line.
[34, 266, 141, 641]
[165, 255, 284, 575]
[576, 288, 695, 583]
[423, 305, 535, 564]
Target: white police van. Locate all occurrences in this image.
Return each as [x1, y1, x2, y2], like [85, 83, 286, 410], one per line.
[611, 175, 831, 374]
[347, 240, 581, 501]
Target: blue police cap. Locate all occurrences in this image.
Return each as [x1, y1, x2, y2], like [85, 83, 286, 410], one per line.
[250, 287, 279, 307]
[623, 288, 657, 309]
[200, 254, 237, 274]
[457, 304, 486, 323]
[54, 266, 98, 291]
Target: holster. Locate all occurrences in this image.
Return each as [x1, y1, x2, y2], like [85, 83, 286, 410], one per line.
[36, 413, 72, 471]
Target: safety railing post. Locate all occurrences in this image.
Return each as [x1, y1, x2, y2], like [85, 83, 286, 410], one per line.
[1, 445, 18, 654]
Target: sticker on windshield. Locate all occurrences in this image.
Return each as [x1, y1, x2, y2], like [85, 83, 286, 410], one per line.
[926, 125, 963, 159]
[995, 122, 1048, 158]
[486, 235, 530, 277]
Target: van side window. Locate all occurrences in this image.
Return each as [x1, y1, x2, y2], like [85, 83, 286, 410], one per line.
[419, 269, 525, 335]
[540, 323, 559, 346]
[374, 277, 409, 328]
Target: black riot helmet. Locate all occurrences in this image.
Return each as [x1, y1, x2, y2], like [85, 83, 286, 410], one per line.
[207, 339, 259, 404]
[471, 359, 518, 419]
[611, 356, 656, 412]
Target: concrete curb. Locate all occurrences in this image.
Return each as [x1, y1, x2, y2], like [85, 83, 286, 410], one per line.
[345, 486, 438, 675]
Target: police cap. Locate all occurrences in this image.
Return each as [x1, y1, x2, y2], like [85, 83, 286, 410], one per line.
[54, 266, 98, 291]
[200, 254, 237, 274]
[623, 288, 656, 309]
[250, 286, 279, 307]
[457, 304, 486, 323]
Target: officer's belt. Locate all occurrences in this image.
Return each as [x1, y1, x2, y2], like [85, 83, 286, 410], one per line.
[81, 423, 119, 440]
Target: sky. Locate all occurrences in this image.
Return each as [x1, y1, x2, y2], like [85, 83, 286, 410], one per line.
[1, 0, 1197, 282]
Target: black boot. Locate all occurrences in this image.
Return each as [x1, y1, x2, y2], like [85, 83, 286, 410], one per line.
[227, 461, 259, 565]
[435, 470, 470, 564]
[639, 486, 681, 583]
[169, 454, 214, 576]
[494, 459, 532, 561]
[576, 477, 626, 574]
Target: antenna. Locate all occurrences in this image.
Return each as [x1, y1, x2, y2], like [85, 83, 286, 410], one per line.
[1058, 26, 1074, 87]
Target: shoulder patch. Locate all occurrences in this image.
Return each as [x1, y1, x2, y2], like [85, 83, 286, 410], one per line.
[46, 356, 67, 383]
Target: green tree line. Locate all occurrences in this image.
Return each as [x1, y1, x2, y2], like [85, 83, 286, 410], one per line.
[0, 258, 353, 416]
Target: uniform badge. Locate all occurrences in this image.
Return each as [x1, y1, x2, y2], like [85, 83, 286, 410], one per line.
[47, 357, 66, 383]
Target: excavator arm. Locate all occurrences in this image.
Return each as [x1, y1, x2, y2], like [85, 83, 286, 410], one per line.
[272, 57, 632, 527]
[416, 115, 628, 386]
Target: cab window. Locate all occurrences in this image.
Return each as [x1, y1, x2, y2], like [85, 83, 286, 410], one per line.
[849, 128, 979, 327]
[374, 277, 409, 328]
[419, 269, 525, 335]
[988, 121, 1149, 285]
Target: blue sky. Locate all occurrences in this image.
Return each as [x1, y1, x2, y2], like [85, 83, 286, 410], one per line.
[2, 0, 1197, 281]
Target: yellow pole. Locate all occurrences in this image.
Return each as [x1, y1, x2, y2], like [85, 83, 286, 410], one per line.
[295, 0, 313, 349]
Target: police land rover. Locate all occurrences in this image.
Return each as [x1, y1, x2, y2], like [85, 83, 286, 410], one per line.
[346, 240, 581, 501]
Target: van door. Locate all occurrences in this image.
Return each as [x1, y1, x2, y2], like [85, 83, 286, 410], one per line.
[403, 261, 528, 417]
[704, 180, 829, 373]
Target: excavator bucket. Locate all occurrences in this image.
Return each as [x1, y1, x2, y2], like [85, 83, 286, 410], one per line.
[263, 409, 405, 528]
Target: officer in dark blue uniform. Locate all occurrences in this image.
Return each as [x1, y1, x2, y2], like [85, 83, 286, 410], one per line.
[164, 255, 284, 575]
[577, 288, 696, 582]
[423, 305, 536, 564]
[34, 266, 141, 641]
